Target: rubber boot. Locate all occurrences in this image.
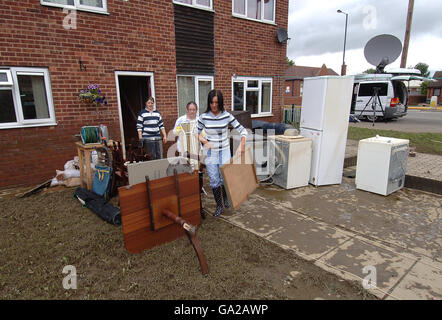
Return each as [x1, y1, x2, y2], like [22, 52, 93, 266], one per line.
[221, 185, 231, 209]
[211, 186, 224, 217]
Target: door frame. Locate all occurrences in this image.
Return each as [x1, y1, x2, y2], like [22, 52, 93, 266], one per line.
[115, 71, 155, 159]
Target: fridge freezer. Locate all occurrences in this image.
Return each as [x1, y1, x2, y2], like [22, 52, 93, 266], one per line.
[300, 128, 347, 186]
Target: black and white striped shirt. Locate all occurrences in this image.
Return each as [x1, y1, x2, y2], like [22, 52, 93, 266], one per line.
[197, 111, 247, 151]
[137, 109, 164, 138]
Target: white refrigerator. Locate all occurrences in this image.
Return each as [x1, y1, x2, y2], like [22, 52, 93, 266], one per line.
[299, 76, 354, 186]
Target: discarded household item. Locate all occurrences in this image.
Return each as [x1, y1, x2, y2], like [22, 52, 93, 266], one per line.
[220, 147, 258, 210]
[118, 170, 208, 275]
[355, 136, 409, 196]
[74, 187, 121, 226]
[19, 179, 52, 198]
[80, 126, 101, 144]
[92, 164, 113, 201]
[99, 124, 109, 141]
[51, 177, 81, 188]
[300, 75, 354, 186]
[229, 110, 252, 129]
[76, 141, 107, 191]
[252, 120, 294, 135]
[126, 156, 190, 186]
[268, 135, 312, 189]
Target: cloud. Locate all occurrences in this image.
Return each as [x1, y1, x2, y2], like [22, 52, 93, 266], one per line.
[288, 0, 442, 62]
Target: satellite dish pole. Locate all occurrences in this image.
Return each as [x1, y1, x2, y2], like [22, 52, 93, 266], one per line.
[400, 0, 415, 68]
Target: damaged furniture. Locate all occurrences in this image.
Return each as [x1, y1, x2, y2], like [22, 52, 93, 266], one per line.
[118, 169, 208, 275]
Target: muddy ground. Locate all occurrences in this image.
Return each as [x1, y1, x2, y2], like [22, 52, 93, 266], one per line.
[0, 185, 376, 300]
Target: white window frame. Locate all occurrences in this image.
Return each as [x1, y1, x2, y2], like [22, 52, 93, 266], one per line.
[40, 0, 108, 15]
[232, 76, 273, 117]
[0, 70, 13, 86]
[0, 67, 57, 129]
[232, 0, 276, 25]
[176, 75, 214, 116]
[173, 0, 213, 12]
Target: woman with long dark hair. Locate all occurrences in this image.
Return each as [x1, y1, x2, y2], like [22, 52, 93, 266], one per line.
[197, 90, 247, 217]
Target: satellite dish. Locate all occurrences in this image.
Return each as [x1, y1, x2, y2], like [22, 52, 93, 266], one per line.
[364, 34, 402, 73]
[277, 28, 289, 43]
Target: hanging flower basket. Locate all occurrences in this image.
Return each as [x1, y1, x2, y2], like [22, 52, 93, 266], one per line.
[79, 84, 108, 107]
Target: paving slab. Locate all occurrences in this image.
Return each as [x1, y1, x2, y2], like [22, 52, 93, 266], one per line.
[316, 237, 418, 300]
[265, 218, 354, 261]
[386, 260, 442, 300]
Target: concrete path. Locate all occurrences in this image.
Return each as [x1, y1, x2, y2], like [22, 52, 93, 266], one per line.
[202, 177, 442, 300]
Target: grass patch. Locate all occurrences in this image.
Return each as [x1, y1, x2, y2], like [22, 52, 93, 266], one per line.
[347, 127, 442, 155]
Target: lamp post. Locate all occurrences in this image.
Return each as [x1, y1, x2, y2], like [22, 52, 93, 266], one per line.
[337, 9, 348, 75]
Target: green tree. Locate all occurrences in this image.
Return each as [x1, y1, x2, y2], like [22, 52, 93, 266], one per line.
[414, 62, 430, 78]
[420, 81, 428, 95]
[286, 57, 295, 66]
[363, 68, 376, 74]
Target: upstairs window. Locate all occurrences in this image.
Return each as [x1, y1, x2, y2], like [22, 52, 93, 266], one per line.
[41, 0, 108, 14]
[173, 0, 213, 10]
[0, 67, 56, 129]
[233, 0, 275, 23]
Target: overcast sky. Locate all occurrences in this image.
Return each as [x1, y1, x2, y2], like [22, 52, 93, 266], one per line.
[287, 0, 442, 76]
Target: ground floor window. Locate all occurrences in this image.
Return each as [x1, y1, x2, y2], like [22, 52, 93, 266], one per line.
[434, 88, 441, 96]
[0, 67, 56, 129]
[233, 77, 272, 116]
[177, 75, 213, 116]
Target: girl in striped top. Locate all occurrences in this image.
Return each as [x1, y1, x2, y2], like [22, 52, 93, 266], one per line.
[137, 97, 167, 160]
[197, 90, 247, 217]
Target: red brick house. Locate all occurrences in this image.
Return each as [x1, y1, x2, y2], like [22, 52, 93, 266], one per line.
[427, 71, 442, 105]
[284, 64, 338, 106]
[0, 0, 288, 188]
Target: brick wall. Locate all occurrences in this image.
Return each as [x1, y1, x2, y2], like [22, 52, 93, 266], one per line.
[0, 0, 178, 188]
[0, 0, 288, 188]
[284, 79, 302, 105]
[213, 0, 288, 123]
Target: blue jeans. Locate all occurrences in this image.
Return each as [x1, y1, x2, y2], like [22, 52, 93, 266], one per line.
[205, 148, 231, 188]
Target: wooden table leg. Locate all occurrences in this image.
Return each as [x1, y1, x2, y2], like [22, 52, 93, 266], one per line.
[78, 147, 85, 188]
[85, 150, 92, 190]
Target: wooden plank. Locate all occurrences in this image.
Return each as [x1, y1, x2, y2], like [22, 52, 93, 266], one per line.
[118, 171, 201, 253]
[220, 147, 258, 210]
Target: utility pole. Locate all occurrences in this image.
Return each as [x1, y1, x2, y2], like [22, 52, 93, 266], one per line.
[400, 0, 414, 68]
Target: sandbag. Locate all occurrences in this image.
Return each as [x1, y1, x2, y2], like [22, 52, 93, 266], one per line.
[74, 187, 121, 226]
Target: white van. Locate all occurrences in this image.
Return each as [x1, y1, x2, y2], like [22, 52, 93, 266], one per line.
[351, 73, 408, 121]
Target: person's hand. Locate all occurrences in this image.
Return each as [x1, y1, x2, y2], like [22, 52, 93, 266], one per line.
[162, 136, 167, 144]
[203, 141, 213, 149]
[235, 146, 245, 157]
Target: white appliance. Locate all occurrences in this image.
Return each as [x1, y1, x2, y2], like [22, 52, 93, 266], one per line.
[299, 76, 354, 186]
[270, 135, 312, 189]
[356, 136, 409, 195]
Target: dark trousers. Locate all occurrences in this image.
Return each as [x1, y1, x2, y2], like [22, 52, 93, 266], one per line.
[141, 138, 163, 160]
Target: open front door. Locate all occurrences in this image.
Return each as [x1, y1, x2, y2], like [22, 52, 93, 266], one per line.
[115, 71, 155, 159]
